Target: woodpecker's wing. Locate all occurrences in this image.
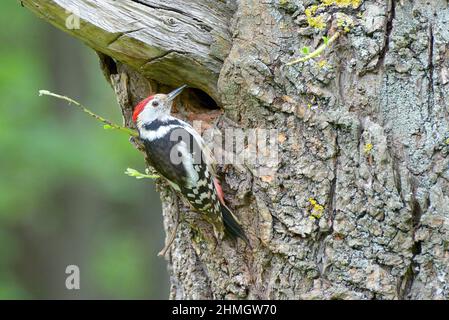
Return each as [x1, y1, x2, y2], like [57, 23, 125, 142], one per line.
[140, 118, 215, 190]
[141, 120, 225, 236]
[140, 117, 248, 242]
[176, 119, 218, 178]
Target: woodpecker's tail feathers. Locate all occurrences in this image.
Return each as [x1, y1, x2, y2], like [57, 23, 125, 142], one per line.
[220, 204, 250, 246]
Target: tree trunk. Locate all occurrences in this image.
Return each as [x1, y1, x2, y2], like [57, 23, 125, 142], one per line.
[23, 0, 449, 299]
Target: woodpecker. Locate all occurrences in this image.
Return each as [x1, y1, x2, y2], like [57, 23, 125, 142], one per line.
[133, 85, 248, 244]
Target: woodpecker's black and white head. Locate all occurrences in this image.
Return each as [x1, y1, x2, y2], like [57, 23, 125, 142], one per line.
[132, 85, 187, 128]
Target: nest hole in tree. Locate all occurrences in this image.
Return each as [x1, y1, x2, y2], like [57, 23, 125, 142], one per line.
[172, 87, 222, 127]
[188, 88, 219, 110]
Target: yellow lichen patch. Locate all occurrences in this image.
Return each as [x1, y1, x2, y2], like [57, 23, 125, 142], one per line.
[321, 0, 334, 5]
[308, 198, 325, 219]
[322, 0, 362, 8]
[445, 137, 449, 145]
[305, 4, 319, 17]
[351, 0, 362, 8]
[364, 143, 373, 154]
[317, 60, 327, 68]
[305, 5, 326, 29]
[337, 14, 355, 33]
[308, 15, 326, 29]
[304, 1, 361, 31]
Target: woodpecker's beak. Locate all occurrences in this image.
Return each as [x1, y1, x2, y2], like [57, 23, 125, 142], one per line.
[167, 84, 187, 101]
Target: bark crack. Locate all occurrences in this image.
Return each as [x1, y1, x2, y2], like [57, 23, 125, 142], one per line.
[140, 50, 186, 68]
[131, 0, 213, 31]
[376, 0, 396, 69]
[327, 131, 339, 234]
[427, 24, 434, 120]
[106, 28, 145, 47]
[391, 154, 406, 206]
[398, 179, 423, 299]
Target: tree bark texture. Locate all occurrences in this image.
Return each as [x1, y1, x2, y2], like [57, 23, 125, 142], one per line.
[23, 0, 449, 299]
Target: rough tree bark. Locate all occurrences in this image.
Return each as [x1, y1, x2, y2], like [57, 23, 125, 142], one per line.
[23, 0, 449, 299]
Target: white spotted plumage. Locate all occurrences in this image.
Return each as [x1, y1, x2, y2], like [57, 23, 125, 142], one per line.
[132, 86, 249, 243]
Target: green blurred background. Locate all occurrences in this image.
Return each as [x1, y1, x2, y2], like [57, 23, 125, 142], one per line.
[0, 1, 168, 299]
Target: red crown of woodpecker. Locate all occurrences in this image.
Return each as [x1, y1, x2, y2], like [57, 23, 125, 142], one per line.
[132, 96, 154, 123]
[132, 85, 187, 123]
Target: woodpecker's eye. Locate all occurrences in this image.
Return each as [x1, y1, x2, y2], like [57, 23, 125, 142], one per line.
[152, 100, 159, 107]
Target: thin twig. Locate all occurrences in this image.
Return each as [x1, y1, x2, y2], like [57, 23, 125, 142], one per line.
[125, 168, 159, 180]
[39, 90, 139, 137]
[286, 31, 341, 66]
[158, 209, 180, 257]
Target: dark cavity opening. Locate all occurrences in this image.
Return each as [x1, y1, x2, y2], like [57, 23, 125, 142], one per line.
[185, 88, 219, 110]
